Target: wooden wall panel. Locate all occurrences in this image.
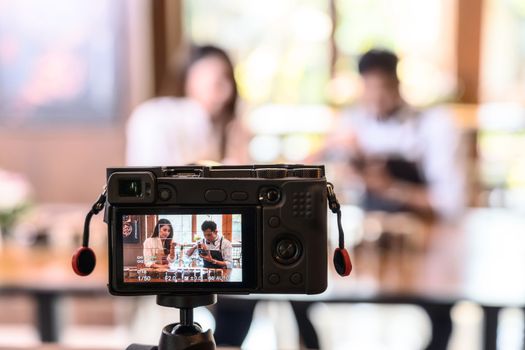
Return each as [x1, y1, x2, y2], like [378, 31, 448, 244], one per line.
[222, 214, 232, 242]
[457, 0, 483, 103]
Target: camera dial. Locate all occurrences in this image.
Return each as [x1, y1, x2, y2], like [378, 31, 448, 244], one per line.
[292, 167, 322, 178]
[259, 187, 281, 204]
[273, 236, 302, 265]
[256, 168, 288, 179]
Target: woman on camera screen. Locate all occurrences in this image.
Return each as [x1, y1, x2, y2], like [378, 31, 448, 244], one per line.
[143, 218, 176, 268]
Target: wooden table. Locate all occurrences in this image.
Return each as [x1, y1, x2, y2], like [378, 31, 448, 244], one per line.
[1, 208, 524, 349]
[0, 244, 108, 343]
[221, 208, 525, 350]
[321, 208, 525, 307]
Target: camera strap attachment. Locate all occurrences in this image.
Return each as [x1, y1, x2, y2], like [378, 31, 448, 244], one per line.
[72, 186, 107, 276]
[327, 182, 352, 277]
[72, 184, 350, 278]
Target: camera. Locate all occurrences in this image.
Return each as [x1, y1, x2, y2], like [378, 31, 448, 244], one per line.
[105, 164, 328, 295]
[197, 242, 207, 257]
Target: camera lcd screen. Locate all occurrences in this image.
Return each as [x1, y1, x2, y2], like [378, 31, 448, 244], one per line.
[121, 213, 243, 284]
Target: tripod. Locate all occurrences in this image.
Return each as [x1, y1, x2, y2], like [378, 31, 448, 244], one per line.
[126, 294, 217, 350]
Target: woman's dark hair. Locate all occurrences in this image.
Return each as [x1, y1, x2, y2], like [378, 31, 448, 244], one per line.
[358, 49, 399, 81]
[163, 45, 238, 113]
[161, 44, 238, 158]
[151, 218, 173, 256]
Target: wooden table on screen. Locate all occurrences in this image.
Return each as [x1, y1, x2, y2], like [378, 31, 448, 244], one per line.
[1, 208, 524, 350]
[123, 267, 242, 283]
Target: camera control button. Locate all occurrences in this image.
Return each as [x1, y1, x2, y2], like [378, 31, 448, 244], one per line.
[259, 188, 281, 204]
[268, 273, 280, 285]
[231, 191, 248, 201]
[277, 239, 297, 259]
[290, 273, 303, 285]
[268, 216, 280, 228]
[266, 189, 280, 202]
[273, 236, 302, 265]
[204, 189, 227, 202]
[159, 188, 172, 201]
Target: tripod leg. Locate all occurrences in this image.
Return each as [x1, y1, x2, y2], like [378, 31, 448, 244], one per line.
[481, 306, 499, 350]
[421, 303, 453, 350]
[290, 301, 319, 349]
[213, 297, 257, 346]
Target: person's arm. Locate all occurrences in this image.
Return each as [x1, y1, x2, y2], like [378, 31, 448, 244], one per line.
[186, 243, 198, 257]
[383, 181, 434, 215]
[221, 240, 233, 269]
[166, 241, 176, 263]
[419, 108, 465, 220]
[143, 238, 156, 268]
[198, 247, 230, 268]
[202, 255, 228, 268]
[211, 259, 228, 268]
[362, 159, 435, 217]
[223, 118, 252, 164]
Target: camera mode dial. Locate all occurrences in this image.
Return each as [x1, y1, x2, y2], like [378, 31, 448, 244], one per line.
[256, 168, 288, 179]
[292, 167, 322, 178]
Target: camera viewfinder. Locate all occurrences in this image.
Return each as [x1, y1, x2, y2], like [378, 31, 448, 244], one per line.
[119, 179, 142, 197]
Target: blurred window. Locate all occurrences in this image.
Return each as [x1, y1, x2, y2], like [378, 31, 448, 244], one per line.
[333, 0, 457, 107]
[480, 0, 525, 103]
[183, 0, 457, 163]
[232, 214, 242, 243]
[0, 0, 124, 125]
[162, 215, 193, 245]
[477, 104, 525, 209]
[183, 0, 331, 105]
[477, 0, 525, 208]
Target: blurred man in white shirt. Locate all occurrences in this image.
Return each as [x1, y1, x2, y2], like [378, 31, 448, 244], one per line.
[312, 49, 464, 349]
[327, 49, 465, 221]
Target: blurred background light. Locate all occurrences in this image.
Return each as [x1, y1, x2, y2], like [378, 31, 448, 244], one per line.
[281, 134, 313, 162]
[248, 135, 282, 163]
[247, 104, 333, 135]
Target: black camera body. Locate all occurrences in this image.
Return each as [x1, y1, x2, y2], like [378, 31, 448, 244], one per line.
[106, 165, 328, 295]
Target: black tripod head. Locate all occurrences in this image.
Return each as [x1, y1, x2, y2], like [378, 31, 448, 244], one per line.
[126, 294, 217, 350]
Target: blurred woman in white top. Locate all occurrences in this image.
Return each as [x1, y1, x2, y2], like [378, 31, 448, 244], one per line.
[126, 46, 252, 346]
[126, 45, 249, 166]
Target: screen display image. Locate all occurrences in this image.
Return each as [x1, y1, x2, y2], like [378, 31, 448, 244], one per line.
[122, 214, 242, 283]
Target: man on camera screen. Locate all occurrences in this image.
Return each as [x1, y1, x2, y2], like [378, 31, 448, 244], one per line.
[186, 220, 233, 269]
